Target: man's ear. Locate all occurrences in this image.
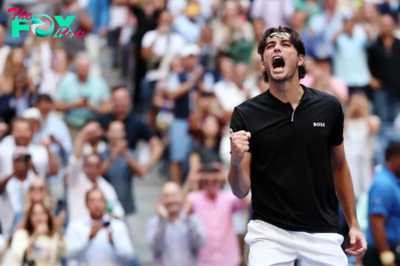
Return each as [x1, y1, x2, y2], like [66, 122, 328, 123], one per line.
[260, 59, 266, 71]
[298, 54, 305, 67]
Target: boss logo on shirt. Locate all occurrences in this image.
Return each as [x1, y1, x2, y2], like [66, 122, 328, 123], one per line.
[313, 122, 325, 128]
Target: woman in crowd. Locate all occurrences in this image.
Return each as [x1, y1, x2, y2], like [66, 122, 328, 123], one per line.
[7, 202, 65, 266]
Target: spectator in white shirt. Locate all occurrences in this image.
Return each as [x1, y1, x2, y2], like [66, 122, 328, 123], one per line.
[66, 188, 135, 266]
[0, 148, 36, 230]
[0, 118, 59, 237]
[66, 123, 124, 222]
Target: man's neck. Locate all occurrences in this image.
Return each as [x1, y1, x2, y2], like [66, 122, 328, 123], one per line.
[206, 192, 217, 201]
[269, 79, 304, 106]
[16, 174, 28, 181]
[169, 213, 180, 222]
[115, 111, 127, 121]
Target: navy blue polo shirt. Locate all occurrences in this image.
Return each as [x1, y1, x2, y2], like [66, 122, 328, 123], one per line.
[366, 165, 400, 248]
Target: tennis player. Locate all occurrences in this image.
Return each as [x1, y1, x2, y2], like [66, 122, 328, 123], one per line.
[228, 26, 367, 265]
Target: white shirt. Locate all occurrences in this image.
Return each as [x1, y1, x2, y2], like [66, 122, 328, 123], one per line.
[67, 156, 125, 222]
[0, 45, 11, 75]
[66, 215, 135, 266]
[6, 172, 35, 213]
[142, 30, 185, 81]
[213, 80, 248, 112]
[0, 137, 49, 179]
[0, 138, 49, 237]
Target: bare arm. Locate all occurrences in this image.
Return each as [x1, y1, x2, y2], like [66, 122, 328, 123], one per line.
[145, 137, 163, 171]
[370, 215, 391, 252]
[46, 146, 60, 176]
[124, 151, 145, 177]
[228, 152, 251, 199]
[0, 173, 14, 194]
[333, 143, 359, 228]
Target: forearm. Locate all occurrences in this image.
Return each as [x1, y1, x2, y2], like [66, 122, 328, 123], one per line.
[0, 174, 13, 194]
[147, 138, 163, 169]
[100, 158, 114, 176]
[168, 81, 195, 100]
[54, 102, 76, 112]
[77, 11, 94, 32]
[47, 149, 60, 176]
[371, 221, 391, 252]
[124, 153, 145, 177]
[334, 164, 359, 228]
[151, 219, 167, 253]
[228, 163, 250, 199]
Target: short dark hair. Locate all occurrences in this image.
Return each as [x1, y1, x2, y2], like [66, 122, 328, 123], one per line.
[36, 94, 53, 103]
[257, 26, 306, 82]
[111, 85, 128, 93]
[385, 142, 400, 161]
[85, 187, 105, 203]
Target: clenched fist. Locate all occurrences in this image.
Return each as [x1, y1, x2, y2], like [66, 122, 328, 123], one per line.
[230, 130, 251, 166]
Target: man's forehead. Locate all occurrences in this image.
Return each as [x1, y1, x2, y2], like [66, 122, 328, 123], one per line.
[267, 32, 292, 42]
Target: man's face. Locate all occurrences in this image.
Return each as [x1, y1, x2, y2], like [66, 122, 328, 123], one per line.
[162, 183, 182, 216]
[262, 33, 304, 83]
[75, 58, 90, 80]
[107, 121, 126, 141]
[112, 88, 130, 116]
[201, 172, 222, 196]
[381, 15, 394, 37]
[343, 19, 354, 34]
[37, 100, 53, 117]
[87, 190, 106, 220]
[84, 155, 101, 180]
[184, 55, 199, 70]
[13, 121, 33, 146]
[13, 160, 29, 176]
[158, 11, 173, 28]
[234, 64, 247, 85]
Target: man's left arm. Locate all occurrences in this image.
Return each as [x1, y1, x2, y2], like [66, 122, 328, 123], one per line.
[330, 102, 367, 255]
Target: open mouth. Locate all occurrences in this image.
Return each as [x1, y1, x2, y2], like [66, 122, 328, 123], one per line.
[272, 56, 285, 70]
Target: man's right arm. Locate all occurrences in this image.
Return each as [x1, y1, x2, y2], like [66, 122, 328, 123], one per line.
[228, 107, 251, 199]
[228, 152, 251, 199]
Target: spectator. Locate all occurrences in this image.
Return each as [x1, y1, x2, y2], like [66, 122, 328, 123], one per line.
[300, 56, 349, 103]
[214, 0, 254, 63]
[187, 163, 250, 266]
[66, 188, 135, 266]
[0, 24, 10, 75]
[147, 182, 206, 266]
[47, 0, 94, 58]
[37, 49, 72, 99]
[345, 93, 381, 201]
[95, 85, 163, 172]
[141, 10, 186, 112]
[189, 114, 223, 173]
[54, 54, 111, 139]
[198, 26, 217, 72]
[82, 121, 107, 156]
[100, 120, 145, 242]
[332, 14, 373, 96]
[0, 48, 34, 96]
[167, 44, 204, 184]
[364, 142, 400, 266]
[377, 0, 400, 23]
[172, 0, 203, 44]
[250, 0, 294, 29]
[294, 0, 322, 17]
[309, 0, 343, 60]
[7, 202, 66, 266]
[368, 14, 400, 122]
[0, 149, 36, 230]
[66, 123, 124, 222]
[0, 72, 37, 124]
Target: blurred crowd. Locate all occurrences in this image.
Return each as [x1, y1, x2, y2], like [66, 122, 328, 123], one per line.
[0, 0, 399, 265]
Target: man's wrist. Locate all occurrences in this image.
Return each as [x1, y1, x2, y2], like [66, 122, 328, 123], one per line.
[380, 250, 395, 265]
[348, 219, 360, 229]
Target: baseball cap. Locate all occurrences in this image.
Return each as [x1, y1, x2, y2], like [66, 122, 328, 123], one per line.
[21, 108, 42, 121]
[201, 162, 220, 173]
[180, 44, 201, 58]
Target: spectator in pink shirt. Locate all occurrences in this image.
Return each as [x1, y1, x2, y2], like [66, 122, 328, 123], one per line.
[301, 57, 349, 104]
[187, 163, 250, 266]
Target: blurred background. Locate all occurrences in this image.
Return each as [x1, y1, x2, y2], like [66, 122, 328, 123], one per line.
[0, 0, 399, 265]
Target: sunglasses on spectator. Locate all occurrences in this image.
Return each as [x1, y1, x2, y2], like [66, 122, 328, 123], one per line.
[84, 163, 100, 168]
[30, 186, 44, 192]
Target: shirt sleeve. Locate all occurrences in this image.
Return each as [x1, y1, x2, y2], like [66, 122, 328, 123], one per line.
[368, 181, 393, 217]
[230, 107, 251, 152]
[142, 31, 155, 48]
[54, 78, 68, 102]
[328, 101, 344, 146]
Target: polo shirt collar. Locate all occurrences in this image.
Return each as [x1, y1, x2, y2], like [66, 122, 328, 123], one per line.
[382, 165, 400, 186]
[265, 84, 310, 109]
